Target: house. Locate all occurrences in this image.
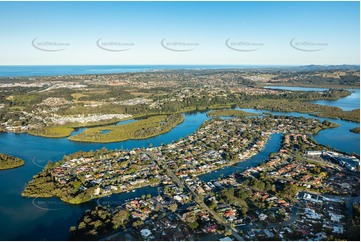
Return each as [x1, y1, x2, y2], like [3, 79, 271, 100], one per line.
[261, 194, 270, 201]
[329, 212, 343, 223]
[305, 208, 321, 220]
[264, 229, 274, 238]
[141, 229, 152, 238]
[248, 230, 255, 237]
[333, 225, 344, 234]
[94, 187, 101, 196]
[220, 237, 233, 241]
[174, 195, 182, 202]
[196, 186, 205, 194]
[204, 224, 217, 233]
[307, 151, 322, 156]
[224, 210, 236, 218]
[259, 213, 268, 221]
[315, 232, 327, 241]
[302, 192, 323, 203]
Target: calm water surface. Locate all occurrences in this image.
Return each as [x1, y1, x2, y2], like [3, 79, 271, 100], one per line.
[264, 86, 360, 111]
[311, 88, 360, 111]
[199, 133, 282, 182]
[0, 65, 265, 77]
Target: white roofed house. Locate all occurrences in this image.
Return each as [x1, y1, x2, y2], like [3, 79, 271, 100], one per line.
[94, 187, 101, 196]
[333, 225, 344, 234]
[141, 228, 152, 238]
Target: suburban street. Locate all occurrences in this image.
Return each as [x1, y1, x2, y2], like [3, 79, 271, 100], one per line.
[146, 151, 245, 241]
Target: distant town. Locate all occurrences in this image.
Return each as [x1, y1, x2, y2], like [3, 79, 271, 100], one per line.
[0, 68, 359, 137]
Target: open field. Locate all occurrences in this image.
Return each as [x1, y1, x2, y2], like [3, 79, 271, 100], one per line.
[69, 114, 184, 143]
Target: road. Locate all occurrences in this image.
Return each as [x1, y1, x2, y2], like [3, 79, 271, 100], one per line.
[143, 151, 185, 190]
[145, 151, 244, 241]
[198, 199, 244, 240]
[100, 226, 135, 241]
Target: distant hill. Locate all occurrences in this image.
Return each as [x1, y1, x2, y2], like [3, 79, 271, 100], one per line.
[294, 65, 360, 72]
[192, 65, 360, 73]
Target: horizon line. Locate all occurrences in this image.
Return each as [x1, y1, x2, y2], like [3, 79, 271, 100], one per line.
[0, 64, 359, 67]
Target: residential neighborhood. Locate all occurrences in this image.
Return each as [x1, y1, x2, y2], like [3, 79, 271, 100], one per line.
[21, 115, 359, 240]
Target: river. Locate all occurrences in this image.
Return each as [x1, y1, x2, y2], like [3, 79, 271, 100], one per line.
[264, 86, 360, 111]
[199, 133, 283, 182]
[0, 87, 359, 240]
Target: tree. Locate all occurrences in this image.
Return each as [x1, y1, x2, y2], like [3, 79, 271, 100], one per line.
[132, 220, 143, 228]
[112, 210, 129, 229]
[93, 220, 102, 229]
[241, 207, 248, 217]
[78, 221, 86, 230]
[72, 180, 82, 190]
[189, 221, 199, 230]
[269, 152, 278, 158]
[169, 203, 178, 212]
[209, 202, 217, 210]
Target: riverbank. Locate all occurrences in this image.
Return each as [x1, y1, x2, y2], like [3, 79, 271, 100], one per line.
[263, 83, 359, 89]
[207, 109, 256, 118]
[241, 99, 360, 123]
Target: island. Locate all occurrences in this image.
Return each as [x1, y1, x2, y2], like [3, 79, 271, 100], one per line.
[69, 114, 184, 143]
[0, 153, 24, 170]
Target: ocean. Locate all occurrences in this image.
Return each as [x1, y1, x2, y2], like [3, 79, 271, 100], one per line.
[0, 65, 277, 77]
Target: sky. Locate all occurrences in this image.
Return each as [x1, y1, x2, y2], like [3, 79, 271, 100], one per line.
[0, 1, 359, 65]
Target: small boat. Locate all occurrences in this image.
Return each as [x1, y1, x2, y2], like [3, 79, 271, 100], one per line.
[132, 189, 135, 192]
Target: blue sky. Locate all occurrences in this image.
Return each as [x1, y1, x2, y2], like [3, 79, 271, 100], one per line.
[0, 1, 359, 65]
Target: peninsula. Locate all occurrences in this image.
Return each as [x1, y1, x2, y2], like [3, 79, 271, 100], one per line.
[23, 115, 338, 204]
[0, 153, 24, 170]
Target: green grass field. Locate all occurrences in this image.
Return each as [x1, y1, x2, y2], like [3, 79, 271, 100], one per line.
[69, 114, 184, 143]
